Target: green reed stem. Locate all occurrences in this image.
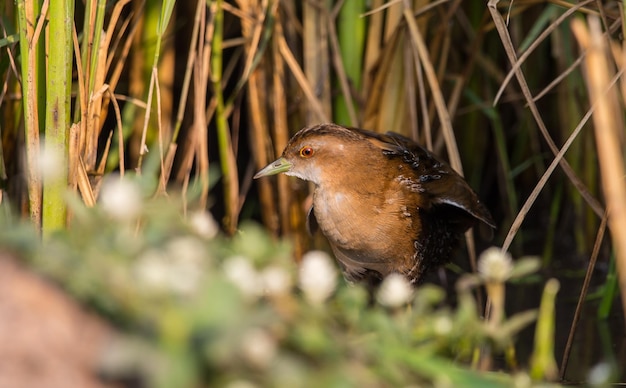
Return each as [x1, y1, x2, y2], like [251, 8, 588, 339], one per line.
[529, 278, 559, 381]
[211, 0, 239, 233]
[334, 0, 366, 126]
[42, 0, 74, 234]
[136, 0, 176, 171]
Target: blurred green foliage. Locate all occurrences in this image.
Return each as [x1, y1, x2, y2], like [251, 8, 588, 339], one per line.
[0, 179, 560, 388]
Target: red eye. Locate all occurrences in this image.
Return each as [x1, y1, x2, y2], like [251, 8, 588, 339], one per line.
[299, 146, 314, 158]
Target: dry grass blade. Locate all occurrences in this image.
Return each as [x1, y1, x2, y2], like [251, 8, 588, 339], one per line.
[487, 0, 604, 219]
[193, 2, 211, 210]
[241, 0, 277, 234]
[271, 20, 292, 237]
[405, 38, 421, 143]
[363, 31, 407, 135]
[77, 156, 96, 207]
[361, 0, 402, 17]
[230, 0, 268, 94]
[103, 0, 132, 73]
[17, 0, 46, 226]
[493, 0, 594, 105]
[107, 90, 125, 176]
[136, 68, 157, 171]
[31, 0, 49, 49]
[68, 123, 80, 191]
[362, 0, 383, 100]
[303, 0, 332, 123]
[71, 22, 87, 171]
[159, 0, 203, 190]
[501, 69, 617, 252]
[572, 16, 626, 326]
[384, 0, 403, 42]
[403, 4, 462, 174]
[278, 35, 329, 123]
[560, 210, 608, 379]
[154, 69, 166, 193]
[327, 11, 358, 126]
[107, 10, 142, 96]
[247, 67, 277, 233]
[531, 54, 584, 103]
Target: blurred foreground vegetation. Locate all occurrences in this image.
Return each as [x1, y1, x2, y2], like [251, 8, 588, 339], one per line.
[1, 0, 626, 386]
[0, 185, 573, 387]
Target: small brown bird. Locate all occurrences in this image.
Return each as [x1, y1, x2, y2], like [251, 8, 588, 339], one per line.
[254, 123, 495, 285]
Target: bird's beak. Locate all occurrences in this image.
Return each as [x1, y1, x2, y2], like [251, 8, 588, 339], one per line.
[253, 157, 292, 179]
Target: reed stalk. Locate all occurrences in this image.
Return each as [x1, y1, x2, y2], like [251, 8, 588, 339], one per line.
[211, 0, 239, 234]
[42, 0, 74, 234]
[16, 0, 45, 227]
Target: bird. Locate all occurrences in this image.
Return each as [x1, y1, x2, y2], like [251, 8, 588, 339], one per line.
[254, 123, 495, 286]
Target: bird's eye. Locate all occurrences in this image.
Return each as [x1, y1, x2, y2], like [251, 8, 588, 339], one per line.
[299, 146, 314, 158]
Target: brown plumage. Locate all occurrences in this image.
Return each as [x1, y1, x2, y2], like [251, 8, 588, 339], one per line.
[254, 123, 495, 285]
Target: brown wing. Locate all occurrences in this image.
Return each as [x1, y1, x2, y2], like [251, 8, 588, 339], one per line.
[360, 129, 495, 230]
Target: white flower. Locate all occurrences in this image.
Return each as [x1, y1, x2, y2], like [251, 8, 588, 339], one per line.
[239, 328, 277, 369]
[134, 250, 171, 291]
[260, 265, 292, 297]
[164, 237, 206, 294]
[478, 247, 513, 282]
[99, 175, 142, 221]
[298, 250, 337, 305]
[165, 236, 206, 265]
[134, 241, 205, 296]
[223, 256, 262, 299]
[189, 211, 219, 239]
[587, 362, 612, 386]
[37, 144, 64, 181]
[376, 273, 413, 308]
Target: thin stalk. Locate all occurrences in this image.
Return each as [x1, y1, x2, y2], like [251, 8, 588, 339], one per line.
[42, 0, 74, 234]
[136, 0, 176, 171]
[303, 0, 332, 123]
[271, 20, 291, 237]
[211, 0, 239, 233]
[159, 0, 202, 187]
[573, 16, 626, 326]
[529, 279, 559, 381]
[402, 3, 462, 173]
[16, 0, 46, 226]
[560, 210, 608, 379]
[242, 0, 277, 235]
[82, 0, 107, 171]
[487, 0, 604, 219]
[333, 0, 365, 126]
[83, 0, 107, 95]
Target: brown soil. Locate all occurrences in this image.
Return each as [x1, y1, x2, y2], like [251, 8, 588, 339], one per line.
[0, 253, 119, 388]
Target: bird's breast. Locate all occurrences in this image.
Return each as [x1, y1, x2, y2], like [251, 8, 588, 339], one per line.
[312, 184, 420, 275]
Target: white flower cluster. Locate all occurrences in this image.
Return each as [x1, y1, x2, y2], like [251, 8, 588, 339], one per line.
[189, 211, 219, 239]
[298, 251, 338, 305]
[223, 250, 341, 305]
[223, 256, 292, 299]
[239, 328, 277, 369]
[99, 175, 142, 222]
[134, 236, 208, 295]
[478, 247, 513, 282]
[376, 273, 413, 308]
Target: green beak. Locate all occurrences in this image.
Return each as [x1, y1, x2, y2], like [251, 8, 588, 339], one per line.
[253, 157, 292, 179]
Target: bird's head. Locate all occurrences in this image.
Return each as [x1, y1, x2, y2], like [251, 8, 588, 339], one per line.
[253, 124, 368, 185]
